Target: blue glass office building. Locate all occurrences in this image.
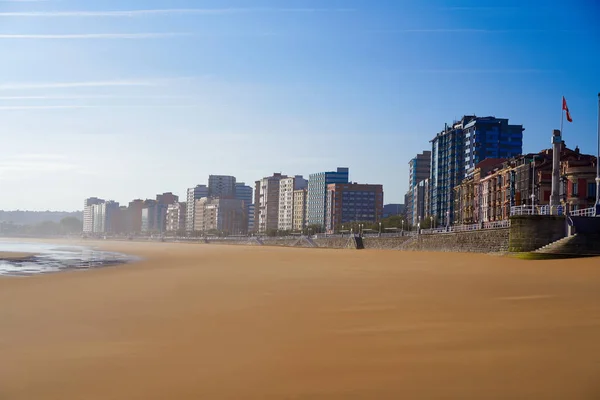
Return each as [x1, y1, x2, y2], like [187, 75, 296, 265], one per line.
[430, 116, 523, 226]
[307, 167, 349, 229]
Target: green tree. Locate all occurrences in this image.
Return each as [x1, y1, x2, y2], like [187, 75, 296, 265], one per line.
[59, 216, 83, 234]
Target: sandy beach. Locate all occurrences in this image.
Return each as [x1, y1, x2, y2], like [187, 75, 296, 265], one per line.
[1, 241, 600, 399]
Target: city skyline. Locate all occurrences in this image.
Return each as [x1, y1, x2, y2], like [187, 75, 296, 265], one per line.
[1, 0, 599, 211]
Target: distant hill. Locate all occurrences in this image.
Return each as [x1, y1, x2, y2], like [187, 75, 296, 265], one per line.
[0, 210, 83, 225]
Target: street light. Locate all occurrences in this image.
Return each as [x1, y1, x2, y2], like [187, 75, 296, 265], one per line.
[531, 155, 537, 209]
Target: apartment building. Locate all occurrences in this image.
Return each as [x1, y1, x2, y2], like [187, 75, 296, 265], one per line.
[307, 167, 349, 230]
[235, 182, 254, 232]
[430, 116, 523, 226]
[83, 197, 104, 233]
[325, 183, 384, 233]
[254, 173, 287, 234]
[293, 188, 308, 231]
[208, 175, 236, 198]
[194, 197, 247, 234]
[186, 185, 208, 232]
[166, 202, 187, 233]
[278, 175, 308, 231]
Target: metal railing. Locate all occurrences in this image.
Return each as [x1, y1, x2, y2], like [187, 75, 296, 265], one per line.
[420, 219, 510, 235]
[510, 205, 564, 216]
[570, 207, 596, 217]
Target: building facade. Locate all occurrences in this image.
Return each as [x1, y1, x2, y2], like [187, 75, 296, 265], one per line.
[166, 202, 187, 233]
[141, 200, 158, 233]
[235, 182, 254, 234]
[208, 175, 236, 198]
[186, 185, 209, 232]
[463, 117, 524, 176]
[325, 183, 384, 233]
[430, 116, 523, 226]
[406, 151, 431, 225]
[307, 167, 349, 230]
[83, 197, 104, 233]
[278, 175, 308, 231]
[127, 199, 145, 233]
[254, 173, 287, 234]
[293, 189, 308, 231]
[453, 144, 597, 224]
[194, 198, 247, 235]
[411, 179, 430, 226]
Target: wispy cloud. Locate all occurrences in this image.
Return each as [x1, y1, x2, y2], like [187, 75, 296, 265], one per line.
[0, 79, 180, 91]
[0, 8, 354, 17]
[0, 95, 193, 100]
[368, 28, 552, 34]
[400, 69, 559, 74]
[0, 32, 190, 39]
[0, 105, 201, 110]
[440, 6, 520, 11]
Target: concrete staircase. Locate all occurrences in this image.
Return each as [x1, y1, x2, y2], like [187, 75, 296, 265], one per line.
[292, 236, 317, 248]
[534, 234, 600, 256]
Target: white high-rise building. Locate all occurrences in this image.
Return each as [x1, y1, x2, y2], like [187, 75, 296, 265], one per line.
[254, 173, 287, 234]
[186, 185, 208, 232]
[278, 175, 308, 231]
[166, 202, 187, 233]
[83, 197, 104, 233]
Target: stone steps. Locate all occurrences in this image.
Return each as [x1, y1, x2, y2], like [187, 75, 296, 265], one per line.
[534, 234, 600, 255]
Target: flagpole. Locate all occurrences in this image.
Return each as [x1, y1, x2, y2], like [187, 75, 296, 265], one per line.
[560, 97, 565, 136]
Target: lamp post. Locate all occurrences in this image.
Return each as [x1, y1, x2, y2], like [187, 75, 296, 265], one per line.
[378, 222, 382, 237]
[531, 155, 536, 210]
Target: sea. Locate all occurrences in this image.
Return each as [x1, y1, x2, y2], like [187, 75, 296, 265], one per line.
[0, 240, 136, 276]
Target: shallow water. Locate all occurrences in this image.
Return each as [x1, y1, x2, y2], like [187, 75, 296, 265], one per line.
[0, 241, 137, 276]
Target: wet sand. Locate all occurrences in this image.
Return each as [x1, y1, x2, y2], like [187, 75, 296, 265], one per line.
[0, 251, 36, 260]
[1, 241, 600, 399]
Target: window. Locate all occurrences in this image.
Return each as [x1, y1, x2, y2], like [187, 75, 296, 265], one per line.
[588, 182, 596, 198]
[573, 182, 579, 197]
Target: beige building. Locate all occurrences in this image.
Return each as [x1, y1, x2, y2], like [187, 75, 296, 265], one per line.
[166, 202, 187, 233]
[194, 198, 247, 235]
[293, 188, 307, 231]
[278, 175, 308, 231]
[254, 173, 287, 234]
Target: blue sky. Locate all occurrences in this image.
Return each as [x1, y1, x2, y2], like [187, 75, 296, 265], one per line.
[1, 0, 599, 211]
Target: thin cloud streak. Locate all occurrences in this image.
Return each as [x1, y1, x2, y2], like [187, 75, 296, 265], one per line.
[0, 95, 193, 100]
[0, 79, 184, 90]
[0, 32, 190, 39]
[400, 69, 560, 73]
[368, 28, 552, 34]
[0, 8, 355, 17]
[0, 105, 202, 110]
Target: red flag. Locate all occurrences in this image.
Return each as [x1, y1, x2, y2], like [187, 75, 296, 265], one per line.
[562, 96, 573, 122]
